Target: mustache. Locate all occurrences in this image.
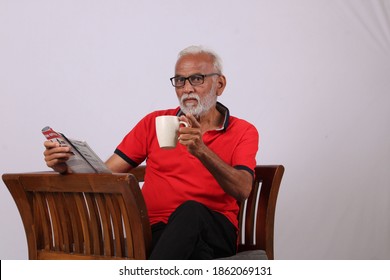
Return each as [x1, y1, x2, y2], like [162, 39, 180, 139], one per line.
[181, 93, 200, 104]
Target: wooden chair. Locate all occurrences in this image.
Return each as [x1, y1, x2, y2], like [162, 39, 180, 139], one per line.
[2, 165, 284, 260]
[2, 172, 152, 259]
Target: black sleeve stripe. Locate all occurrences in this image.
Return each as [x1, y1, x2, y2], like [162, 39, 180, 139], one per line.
[234, 165, 254, 178]
[114, 148, 139, 168]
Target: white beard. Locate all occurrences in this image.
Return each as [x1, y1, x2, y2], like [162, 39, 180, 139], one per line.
[179, 83, 218, 117]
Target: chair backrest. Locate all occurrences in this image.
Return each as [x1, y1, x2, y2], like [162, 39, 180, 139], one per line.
[237, 165, 284, 259]
[129, 165, 284, 260]
[2, 172, 151, 260]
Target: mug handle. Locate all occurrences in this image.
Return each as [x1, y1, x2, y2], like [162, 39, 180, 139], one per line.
[179, 121, 189, 127]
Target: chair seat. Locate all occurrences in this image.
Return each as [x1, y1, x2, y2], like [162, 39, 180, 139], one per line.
[217, 250, 268, 260]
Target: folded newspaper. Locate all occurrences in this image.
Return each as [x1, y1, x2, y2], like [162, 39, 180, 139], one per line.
[42, 126, 111, 173]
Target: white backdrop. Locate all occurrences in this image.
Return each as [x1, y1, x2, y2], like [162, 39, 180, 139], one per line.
[1, 0, 389, 260]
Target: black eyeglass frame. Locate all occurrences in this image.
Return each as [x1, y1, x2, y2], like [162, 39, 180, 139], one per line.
[170, 73, 220, 87]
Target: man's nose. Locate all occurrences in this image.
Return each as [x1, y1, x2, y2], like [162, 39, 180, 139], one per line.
[182, 79, 195, 92]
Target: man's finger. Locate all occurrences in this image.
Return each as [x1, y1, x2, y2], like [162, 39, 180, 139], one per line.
[186, 113, 200, 128]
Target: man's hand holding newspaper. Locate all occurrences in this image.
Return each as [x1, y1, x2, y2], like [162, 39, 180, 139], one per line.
[42, 126, 111, 174]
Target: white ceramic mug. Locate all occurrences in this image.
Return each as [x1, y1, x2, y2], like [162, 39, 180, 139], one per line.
[155, 116, 189, 149]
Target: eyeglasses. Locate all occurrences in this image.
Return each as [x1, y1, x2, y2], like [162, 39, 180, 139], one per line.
[170, 73, 220, 87]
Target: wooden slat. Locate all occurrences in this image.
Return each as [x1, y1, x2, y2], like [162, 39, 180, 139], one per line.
[32, 193, 45, 251]
[34, 192, 52, 250]
[105, 194, 123, 257]
[244, 182, 259, 246]
[54, 193, 71, 252]
[63, 193, 83, 253]
[117, 194, 134, 258]
[96, 193, 113, 256]
[112, 194, 127, 257]
[84, 193, 103, 255]
[74, 193, 91, 254]
[46, 192, 62, 250]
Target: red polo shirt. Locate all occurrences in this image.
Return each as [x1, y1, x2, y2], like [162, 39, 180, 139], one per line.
[115, 103, 259, 229]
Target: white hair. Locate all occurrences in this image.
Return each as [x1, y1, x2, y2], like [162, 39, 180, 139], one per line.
[177, 45, 223, 74]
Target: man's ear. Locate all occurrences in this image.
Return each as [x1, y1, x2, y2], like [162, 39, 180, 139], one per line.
[216, 75, 226, 96]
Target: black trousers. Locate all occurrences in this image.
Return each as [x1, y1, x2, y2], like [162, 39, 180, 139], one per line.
[149, 200, 237, 260]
